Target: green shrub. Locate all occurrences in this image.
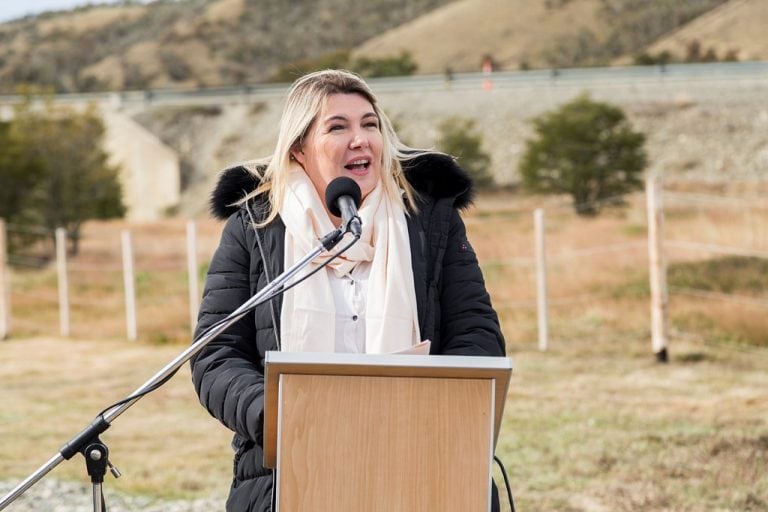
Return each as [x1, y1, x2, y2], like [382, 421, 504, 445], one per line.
[520, 93, 646, 215]
[436, 117, 494, 189]
[634, 50, 672, 66]
[268, 50, 352, 83]
[351, 51, 417, 78]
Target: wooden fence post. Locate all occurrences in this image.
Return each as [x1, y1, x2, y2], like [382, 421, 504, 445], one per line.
[55, 228, 71, 337]
[121, 229, 137, 341]
[534, 208, 549, 351]
[646, 176, 669, 362]
[0, 219, 9, 340]
[186, 220, 200, 335]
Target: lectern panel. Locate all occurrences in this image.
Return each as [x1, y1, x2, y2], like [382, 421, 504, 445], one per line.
[277, 374, 493, 511]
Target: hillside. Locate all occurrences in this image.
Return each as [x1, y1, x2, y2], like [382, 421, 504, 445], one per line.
[643, 0, 768, 63]
[353, 0, 607, 73]
[352, 0, 734, 72]
[0, 0, 455, 93]
[0, 0, 752, 94]
[352, 0, 607, 73]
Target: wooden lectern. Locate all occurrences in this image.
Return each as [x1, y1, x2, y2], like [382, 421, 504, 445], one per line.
[263, 352, 512, 511]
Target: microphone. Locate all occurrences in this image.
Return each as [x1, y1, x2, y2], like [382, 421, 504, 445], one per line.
[325, 177, 362, 237]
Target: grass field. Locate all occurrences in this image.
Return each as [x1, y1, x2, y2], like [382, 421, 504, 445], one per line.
[1, 190, 767, 511]
[1, 333, 765, 510]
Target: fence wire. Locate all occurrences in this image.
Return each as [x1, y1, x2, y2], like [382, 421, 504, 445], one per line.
[663, 188, 768, 349]
[1, 187, 766, 350]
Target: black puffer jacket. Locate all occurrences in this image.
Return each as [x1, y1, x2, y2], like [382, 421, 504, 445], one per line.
[191, 153, 505, 511]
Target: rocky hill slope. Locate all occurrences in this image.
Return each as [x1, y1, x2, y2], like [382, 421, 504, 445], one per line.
[127, 68, 768, 217]
[1, 0, 755, 94]
[0, 0, 455, 93]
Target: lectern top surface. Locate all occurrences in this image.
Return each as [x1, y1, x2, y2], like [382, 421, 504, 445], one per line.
[265, 351, 513, 371]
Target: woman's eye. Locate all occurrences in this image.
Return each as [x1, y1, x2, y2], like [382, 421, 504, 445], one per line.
[329, 124, 344, 132]
[365, 122, 380, 129]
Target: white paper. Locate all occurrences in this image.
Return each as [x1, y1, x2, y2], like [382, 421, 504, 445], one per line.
[390, 340, 431, 355]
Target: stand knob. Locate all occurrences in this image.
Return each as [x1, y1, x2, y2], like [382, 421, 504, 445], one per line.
[107, 461, 122, 479]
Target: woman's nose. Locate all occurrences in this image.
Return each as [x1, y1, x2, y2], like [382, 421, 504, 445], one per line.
[350, 132, 369, 149]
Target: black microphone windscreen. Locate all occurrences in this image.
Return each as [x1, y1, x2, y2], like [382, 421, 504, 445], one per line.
[325, 177, 362, 217]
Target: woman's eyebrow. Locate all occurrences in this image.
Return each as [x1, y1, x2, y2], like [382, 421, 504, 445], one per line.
[323, 114, 348, 123]
[323, 112, 378, 123]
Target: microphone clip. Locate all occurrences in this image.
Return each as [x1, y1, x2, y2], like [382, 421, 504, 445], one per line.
[344, 214, 362, 238]
[319, 228, 344, 251]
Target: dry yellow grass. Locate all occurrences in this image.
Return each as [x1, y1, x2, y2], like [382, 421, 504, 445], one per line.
[501, 336, 768, 511]
[352, 0, 607, 73]
[8, 218, 223, 342]
[0, 337, 231, 500]
[36, 5, 147, 37]
[1, 324, 765, 510]
[8, 187, 768, 347]
[201, 0, 246, 25]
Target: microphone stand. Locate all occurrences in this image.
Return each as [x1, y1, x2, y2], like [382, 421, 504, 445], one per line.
[0, 226, 351, 512]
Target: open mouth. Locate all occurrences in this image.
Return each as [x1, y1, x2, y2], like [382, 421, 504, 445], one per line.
[344, 159, 370, 172]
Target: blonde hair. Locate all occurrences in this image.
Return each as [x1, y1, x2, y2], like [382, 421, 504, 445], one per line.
[239, 69, 431, 225]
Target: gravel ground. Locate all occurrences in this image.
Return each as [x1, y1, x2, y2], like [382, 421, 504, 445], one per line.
[0, 479, 223, 512]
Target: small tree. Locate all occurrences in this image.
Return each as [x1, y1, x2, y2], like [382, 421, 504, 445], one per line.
[11, 96, 125, 254]
[0, 121, 47, 256]
[436, 117, 494, 189]
[0, 122, 44, 222]
[519, 94, 646, 215]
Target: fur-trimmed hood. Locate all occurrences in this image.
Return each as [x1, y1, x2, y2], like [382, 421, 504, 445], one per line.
[209, 153, 474, 220]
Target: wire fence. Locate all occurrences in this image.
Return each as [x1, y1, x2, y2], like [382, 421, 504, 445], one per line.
[471, 182, 768, 354]
[0, 219, 221, 342]
[1, 181, 767, 354]
[662, 187, 768, 351]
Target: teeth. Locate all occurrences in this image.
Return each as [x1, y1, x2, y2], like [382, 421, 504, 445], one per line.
[349, 159, 368, 166]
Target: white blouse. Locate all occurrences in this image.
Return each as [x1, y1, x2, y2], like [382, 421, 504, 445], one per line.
[327, 262, 371, 353]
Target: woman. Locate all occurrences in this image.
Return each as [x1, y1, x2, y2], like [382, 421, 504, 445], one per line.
[192, 69, 505, 511]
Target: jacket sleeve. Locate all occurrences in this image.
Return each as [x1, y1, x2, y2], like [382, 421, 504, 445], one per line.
[190, 211, 266, 444]
[438, 208, 506, 356]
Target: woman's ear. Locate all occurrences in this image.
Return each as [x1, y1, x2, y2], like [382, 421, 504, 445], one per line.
[290, 143, 305, 166]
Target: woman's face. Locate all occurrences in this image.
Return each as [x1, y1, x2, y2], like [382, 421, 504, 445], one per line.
[293, 93, 383, 213]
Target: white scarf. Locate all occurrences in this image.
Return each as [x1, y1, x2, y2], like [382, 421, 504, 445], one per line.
[279, 168, 420, 353]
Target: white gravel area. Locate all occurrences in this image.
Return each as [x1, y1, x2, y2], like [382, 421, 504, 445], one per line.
[0, 479, 223, 511]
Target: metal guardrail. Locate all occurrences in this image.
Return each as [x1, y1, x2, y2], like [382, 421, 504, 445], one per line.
[0, 61, 766, 108]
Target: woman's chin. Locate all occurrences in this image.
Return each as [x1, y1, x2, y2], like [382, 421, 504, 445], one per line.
[339, 171, 376, 195]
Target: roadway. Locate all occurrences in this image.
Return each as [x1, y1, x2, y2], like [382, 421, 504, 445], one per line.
[0, 61, 766, 109]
